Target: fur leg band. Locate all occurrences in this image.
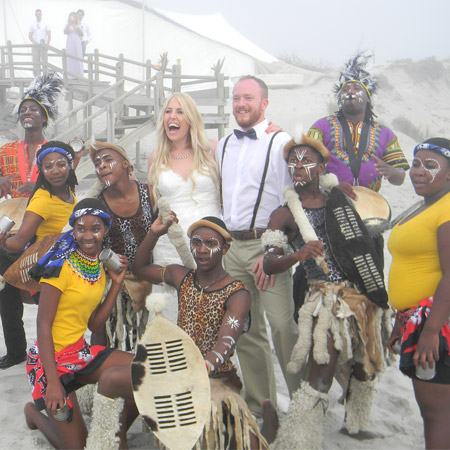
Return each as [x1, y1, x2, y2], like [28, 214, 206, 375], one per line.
[273, 382, 328, 450]
[85, 391, 124, 450]
[344, 377, 376, 434]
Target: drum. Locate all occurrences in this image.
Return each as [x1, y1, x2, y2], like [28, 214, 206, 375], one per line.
[0, 197, 28, 233]
[131, 310, 210, 450]
[350, 186, 391, 236]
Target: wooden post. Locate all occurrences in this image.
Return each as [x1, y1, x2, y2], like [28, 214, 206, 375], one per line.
[61, 49, 68, 87]
[94, 49, 100, 82]
[107, 103, 115, 143]
[68, 90, 76, 129]
[41, 43, 48, 75]
[145, 59, 152, 98]
[217, 73, 225, 139]
[0, 47, 6, 103]
[135, 141, 141, 171]
[172, 63, 181, 93]
[7, 41, 14, 82]
[155, 71, 163, 121]
[116, 55, 125, 117]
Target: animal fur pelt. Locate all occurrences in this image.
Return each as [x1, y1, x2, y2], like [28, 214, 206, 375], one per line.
[85, 391, 124, 450]
[273, 382, 328, 450]
[158, 198, 196, 269]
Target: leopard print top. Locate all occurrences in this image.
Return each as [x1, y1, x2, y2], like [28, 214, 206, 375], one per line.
[99, 181, 153, 264]
[178, 270, 246, 374]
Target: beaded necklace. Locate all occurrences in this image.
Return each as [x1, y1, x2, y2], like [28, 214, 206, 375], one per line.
[68, 248, 101, 284]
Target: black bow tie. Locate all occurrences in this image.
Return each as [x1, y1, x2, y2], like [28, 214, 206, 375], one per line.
[234, 128, 257, 140]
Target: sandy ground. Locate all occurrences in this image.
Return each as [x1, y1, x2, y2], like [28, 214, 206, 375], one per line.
[2, 57, 449, 448]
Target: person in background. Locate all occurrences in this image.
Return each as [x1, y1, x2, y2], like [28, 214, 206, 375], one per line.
[215, 75, 301, 416]
[308, 52, 409, 264]
[387, 138, 450, 449]
[77, 9, 91, 57]
[28, 9, 51, 76]
[64, 12, 84, 79]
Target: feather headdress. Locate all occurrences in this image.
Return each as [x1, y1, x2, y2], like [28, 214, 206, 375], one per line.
[15, 73, 64, 124]
[334, 53, 376, 99]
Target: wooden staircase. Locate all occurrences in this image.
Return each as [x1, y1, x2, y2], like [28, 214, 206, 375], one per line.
[0, 42, 229, 179]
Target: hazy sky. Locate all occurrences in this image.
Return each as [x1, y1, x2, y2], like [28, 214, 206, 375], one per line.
[146, 0, 450, 65]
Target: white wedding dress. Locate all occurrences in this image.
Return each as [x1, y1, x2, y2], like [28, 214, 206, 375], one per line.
[152, 168, 221, 319]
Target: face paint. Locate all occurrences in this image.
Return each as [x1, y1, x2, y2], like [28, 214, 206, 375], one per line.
[226, 316, 240, 329]
[94, 153, 113, 167]
[109, 160, 117, 170]
[287, 148, 317, 186]
[42, 157, 70, 174]
[414, 157, 442, 183]
[92, 219, 102, 239]
[190, 234, 222, 257]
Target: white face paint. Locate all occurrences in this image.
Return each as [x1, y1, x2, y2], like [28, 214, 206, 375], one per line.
[42, 157, 69, 174]
[190, 234, 221, 258]
[109, 160, 117, 170]
[92, 219, 102, 239]
[414, 157, 442, 183]
[226, 316, 240, 330]
[287, 148, 317, 186]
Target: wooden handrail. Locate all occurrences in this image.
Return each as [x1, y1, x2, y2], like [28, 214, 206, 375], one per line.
[0, 41, 229, 177]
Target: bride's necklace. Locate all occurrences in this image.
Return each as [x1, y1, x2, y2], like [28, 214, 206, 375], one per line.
[170, 151, 192, 160]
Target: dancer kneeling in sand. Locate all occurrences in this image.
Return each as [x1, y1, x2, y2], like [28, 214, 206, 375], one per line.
[262, 132, 389, 449]
[131, 214, 269, 448]
[23, 199, 138, 449]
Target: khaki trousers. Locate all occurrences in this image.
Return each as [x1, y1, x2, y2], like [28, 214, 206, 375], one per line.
[224, 238, 301, 414]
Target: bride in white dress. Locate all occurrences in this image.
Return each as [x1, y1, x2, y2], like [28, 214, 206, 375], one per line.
[148, 93, 221, 304]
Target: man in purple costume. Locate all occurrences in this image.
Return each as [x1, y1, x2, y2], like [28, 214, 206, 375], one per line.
[308, 53, 409, 196]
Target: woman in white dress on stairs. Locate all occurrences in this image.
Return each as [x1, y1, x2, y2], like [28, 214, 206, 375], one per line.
[148, 93, 221, 305]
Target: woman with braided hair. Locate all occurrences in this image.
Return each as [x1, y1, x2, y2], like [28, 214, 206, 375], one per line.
[0, 141, 78, 253]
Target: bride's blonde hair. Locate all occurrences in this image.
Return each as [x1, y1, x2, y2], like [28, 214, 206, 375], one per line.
[148, 93, 219, 202]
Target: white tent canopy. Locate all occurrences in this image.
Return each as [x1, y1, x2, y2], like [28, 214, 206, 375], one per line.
[1, 0, 282, 77]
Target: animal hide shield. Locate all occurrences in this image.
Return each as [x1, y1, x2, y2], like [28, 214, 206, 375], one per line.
[325, 188, 388, 309]
[131, 313, 210, 450]
[3, 233, 61, 291]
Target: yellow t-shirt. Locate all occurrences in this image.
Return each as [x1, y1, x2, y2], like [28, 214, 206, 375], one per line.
[26, 188, 77, 242]
[42, 261, 106, 352]
[388, 192, 450, 310]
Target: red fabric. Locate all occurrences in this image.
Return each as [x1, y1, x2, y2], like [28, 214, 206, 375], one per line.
[26, 337, 106, 409]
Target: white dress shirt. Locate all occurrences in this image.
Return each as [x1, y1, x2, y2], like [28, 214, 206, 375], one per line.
[80, 20, 92, 44]
[29, 20, 51, 44]
[216, 119, 292, 231]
